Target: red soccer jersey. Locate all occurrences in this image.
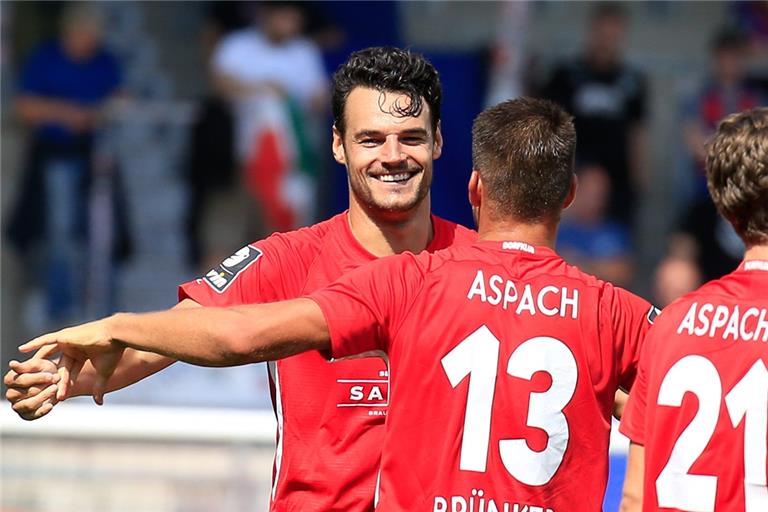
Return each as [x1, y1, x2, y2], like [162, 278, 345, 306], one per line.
[620, 261, 768, 512]
[310, 240, 655, 511]
[178, 211, 475, 512]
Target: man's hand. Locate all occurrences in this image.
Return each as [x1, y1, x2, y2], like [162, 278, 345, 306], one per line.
[19, 319, 125, 405]
[4, 355, 60, 421]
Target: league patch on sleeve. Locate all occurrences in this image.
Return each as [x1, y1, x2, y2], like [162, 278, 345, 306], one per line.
[203, 244, 263, 293]
[647, 306, 660, 324]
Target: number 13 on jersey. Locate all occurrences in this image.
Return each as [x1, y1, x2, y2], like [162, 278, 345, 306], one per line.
[441, 325, 578, 486]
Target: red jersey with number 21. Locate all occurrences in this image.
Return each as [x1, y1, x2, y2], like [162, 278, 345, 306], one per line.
[621, 261, 768, 512]
[178, 212, 475, 512]
[310, 240, 655, 512]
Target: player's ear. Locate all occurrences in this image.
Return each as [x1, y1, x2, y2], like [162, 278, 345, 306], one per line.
[432, 121, 443, 160]
[563, 173, 578, 210]
[332, 125, 346, 165]
[468, 170, 482, 207]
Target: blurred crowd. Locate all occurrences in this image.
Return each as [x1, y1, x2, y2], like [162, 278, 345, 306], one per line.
[2, 0, 767, 340]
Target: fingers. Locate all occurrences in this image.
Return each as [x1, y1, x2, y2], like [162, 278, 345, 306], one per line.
[56, 354, 84, 401]
[32, 344, 61, 361]
[8, 357, 58, 376]
[91, 348, 124, 406]
[6, 383, 52, 402]
[10, 383, 58, 421]
[4, 368, 60, 389]
[18, 333, 60, 353]
[93, 375, 107, 406]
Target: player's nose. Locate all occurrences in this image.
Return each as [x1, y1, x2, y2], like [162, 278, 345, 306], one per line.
[380, 136, 406, 165]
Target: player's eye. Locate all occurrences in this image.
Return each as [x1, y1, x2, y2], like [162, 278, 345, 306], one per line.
[401, 137, 425, 145]
[359, 138, 381, 147]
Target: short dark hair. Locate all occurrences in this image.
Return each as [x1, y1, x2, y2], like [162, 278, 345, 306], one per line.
[472, 97, 576, 222]
[706, 107, 768, 245]
[331, 47, 442, 136]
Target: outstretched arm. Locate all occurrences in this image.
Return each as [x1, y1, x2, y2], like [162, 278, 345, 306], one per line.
[19, 299, 329, 401]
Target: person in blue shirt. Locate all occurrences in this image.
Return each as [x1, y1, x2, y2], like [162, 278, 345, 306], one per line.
[557, 162, 634, 288]
[6, 3, 124, 326]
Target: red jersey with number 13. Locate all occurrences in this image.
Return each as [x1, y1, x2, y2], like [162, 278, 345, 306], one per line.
[310, 240, 655, 511]
[621, 261, 768, 511]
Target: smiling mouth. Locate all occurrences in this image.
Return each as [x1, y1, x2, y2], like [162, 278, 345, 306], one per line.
[371, 171, 418, 184]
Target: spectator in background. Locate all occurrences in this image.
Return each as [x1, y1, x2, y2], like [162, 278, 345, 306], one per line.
[654, 194, 744, 304]
[5, 3, 125, 327]
[183, 2, 248, 269]
[209, 0, 327, 264]
[652, 256, 701, 308]
[681, 28, 765, 201]
[557, 163, 634, 288]
[542, 2, 647, 229]
[655, 27, 762, 305]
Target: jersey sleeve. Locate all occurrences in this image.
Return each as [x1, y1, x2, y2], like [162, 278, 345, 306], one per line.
[308, 252, 427, 359]
[606, 285, 659, 391]
[211, 34, 242, 78]
[178, 237, 308, 307]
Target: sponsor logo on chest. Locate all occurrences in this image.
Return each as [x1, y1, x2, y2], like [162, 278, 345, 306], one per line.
[336, 369, 389, 416]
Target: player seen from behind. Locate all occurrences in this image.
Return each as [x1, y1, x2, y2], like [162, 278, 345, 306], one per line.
[620, 107, 768, 512]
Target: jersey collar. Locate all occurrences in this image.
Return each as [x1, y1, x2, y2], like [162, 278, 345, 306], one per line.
[740, 260, 768, 272]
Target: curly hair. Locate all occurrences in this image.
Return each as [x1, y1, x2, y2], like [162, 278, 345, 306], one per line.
[472, 97, 576, 222]
[706, 107, 768, 245]
[331, 47, 442, 136]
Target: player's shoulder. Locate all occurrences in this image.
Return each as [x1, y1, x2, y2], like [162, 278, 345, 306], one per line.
[255, 213, 346, 263]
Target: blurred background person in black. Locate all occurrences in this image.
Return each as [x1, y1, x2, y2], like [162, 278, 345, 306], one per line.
[542, 2, 647, 231]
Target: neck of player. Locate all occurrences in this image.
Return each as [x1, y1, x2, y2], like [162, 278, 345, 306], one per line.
[744, 243, 768, 262]
[348, 194, 434, 257]
[476, 209, 558, 250]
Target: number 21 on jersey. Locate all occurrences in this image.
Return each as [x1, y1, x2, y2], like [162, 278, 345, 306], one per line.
[441, 325, 578, 486]
[655, 356, 768, 512]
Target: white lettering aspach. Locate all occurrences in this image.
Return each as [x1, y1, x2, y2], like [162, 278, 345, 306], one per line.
[467, 270, 578, 319]
[677, 302, 768, 342]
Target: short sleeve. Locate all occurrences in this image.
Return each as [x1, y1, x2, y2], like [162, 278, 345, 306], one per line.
[178, 237, 308, 307]
[606, 285, 658, 390]
[619, 334, 652, 444]
[211, 34, 242, 78]
[308, 253, 427, 359]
